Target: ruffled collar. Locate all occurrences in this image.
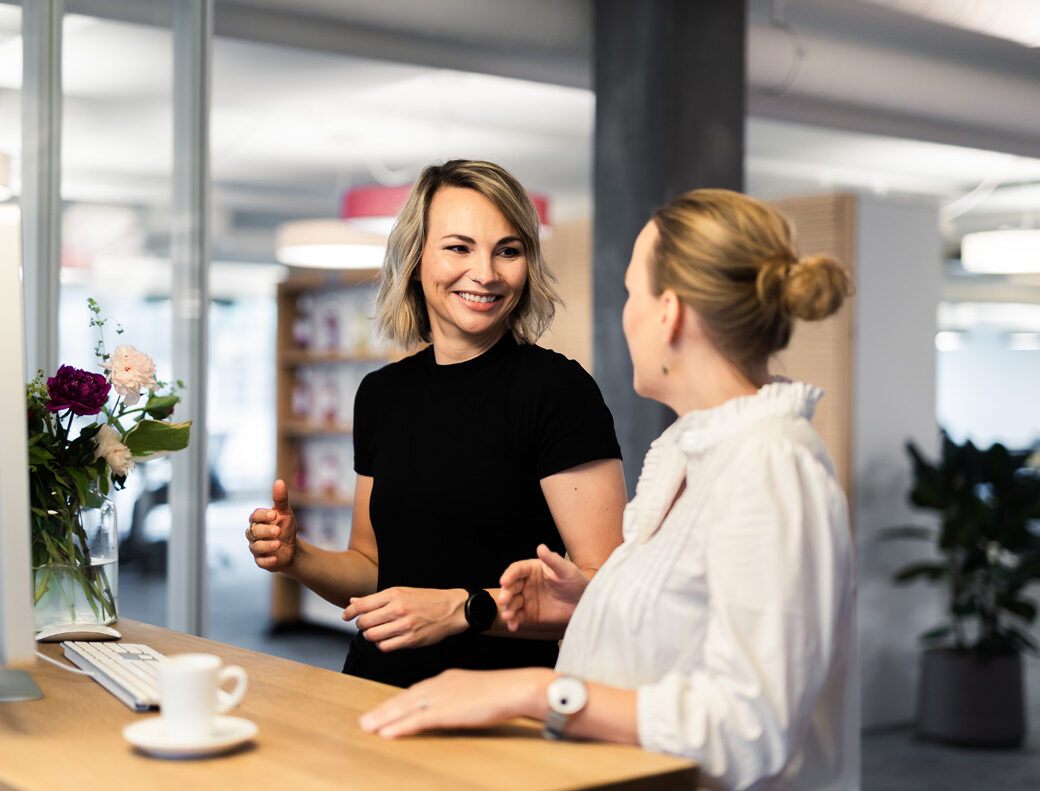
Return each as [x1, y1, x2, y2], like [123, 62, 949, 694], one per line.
[663, 379, 822, 458]
[624, 380, 822, 544]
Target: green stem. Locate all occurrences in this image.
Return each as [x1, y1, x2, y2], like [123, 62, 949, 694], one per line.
[55, 409, 72, 449]
[34, 494, 117, 623]
[33, 567, 51, 605]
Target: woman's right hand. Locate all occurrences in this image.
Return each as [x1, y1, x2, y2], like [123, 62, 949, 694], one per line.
[246, 479, 298, 572]
[497, 544, 589, 631]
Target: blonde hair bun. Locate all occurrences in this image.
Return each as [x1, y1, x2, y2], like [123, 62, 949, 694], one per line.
[782, 254, 854, 321]
[651, 189, 855, 380]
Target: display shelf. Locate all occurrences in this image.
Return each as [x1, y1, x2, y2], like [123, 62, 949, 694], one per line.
[279, 349, 393, 367]
[291, 493, 355, 509]
[276, 269, 380, 295]
[272, 269, 387, 626]
[279, 420, 353, 437]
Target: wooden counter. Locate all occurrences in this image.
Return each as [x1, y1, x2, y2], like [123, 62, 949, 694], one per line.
[0, 619, 696, 790]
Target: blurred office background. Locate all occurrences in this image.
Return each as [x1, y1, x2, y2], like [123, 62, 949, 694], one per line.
[5, 1, 1040, 787]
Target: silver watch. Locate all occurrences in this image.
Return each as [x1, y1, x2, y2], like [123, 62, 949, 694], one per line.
[543, 676, 588, 740]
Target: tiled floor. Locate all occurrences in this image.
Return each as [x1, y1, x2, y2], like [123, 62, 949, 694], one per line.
[861, 660, 1040, 791]
[116, 496, 1040, 789]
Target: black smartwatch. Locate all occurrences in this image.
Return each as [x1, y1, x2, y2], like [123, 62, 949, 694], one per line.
[463, 588, 497, 633]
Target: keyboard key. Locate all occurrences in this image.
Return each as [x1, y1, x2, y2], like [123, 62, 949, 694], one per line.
[63, 641, 167, 711]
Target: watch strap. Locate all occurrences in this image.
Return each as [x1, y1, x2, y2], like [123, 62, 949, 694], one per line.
[543, 709, 569, 740]
[543, 676, 588, 740]
[463, 588, 497, 633]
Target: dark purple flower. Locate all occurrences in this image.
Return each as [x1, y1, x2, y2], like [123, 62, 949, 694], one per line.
[46, 365, 111, 416]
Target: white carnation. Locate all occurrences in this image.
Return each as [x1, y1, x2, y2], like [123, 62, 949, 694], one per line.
[94, 424, 135, 477]
[101, 345, 157, 407]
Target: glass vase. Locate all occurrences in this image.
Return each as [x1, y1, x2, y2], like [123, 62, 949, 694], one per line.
[33, 488, 118, 629]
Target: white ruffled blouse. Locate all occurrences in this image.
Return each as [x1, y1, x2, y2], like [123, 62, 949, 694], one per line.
[556, 381, 859, 791]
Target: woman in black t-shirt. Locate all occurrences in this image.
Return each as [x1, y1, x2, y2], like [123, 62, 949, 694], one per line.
[247, 160, 626, 687]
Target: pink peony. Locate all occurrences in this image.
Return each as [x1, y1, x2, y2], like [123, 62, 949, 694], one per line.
[101, 345, 157, 406]
[46, 365, 111, 416]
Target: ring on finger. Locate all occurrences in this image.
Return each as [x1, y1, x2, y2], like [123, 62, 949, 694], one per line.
[247, 523, 256, 542]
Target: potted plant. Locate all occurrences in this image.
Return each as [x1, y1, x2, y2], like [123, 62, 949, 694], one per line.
[886, 432, 1040, 747]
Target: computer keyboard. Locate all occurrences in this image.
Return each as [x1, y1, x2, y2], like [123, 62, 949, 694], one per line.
[63, 641, 164, 712]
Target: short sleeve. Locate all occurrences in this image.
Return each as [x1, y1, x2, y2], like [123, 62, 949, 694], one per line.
[532, 358, 622, 479]
[352, 371, 378, 476]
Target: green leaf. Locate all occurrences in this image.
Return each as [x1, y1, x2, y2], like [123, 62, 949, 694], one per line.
[1005, 627, 1040, 655]
[1004, 598, 1038, 623]
[878, 525, 937, 542]
[123, 419, 192, 460]
[65, 466, 90, 508]
[893, 562, 947, 584]
[143, 393, 179, 420]
[28, 444, 55, 464]
[920, 625, 952, 643]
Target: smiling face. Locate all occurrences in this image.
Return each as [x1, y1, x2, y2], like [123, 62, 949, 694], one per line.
[419, 186, 529, 356]
[622, 221, 666, 400]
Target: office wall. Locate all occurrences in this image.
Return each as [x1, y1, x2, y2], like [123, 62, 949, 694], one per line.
[852, 196, 943, 728]
[771, 194, 856, 498]
[541, 219, 593, 372]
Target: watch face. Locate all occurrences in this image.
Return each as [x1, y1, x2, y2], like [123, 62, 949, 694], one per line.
[548, 677, 588, 715]
[466, 589, 497, 629]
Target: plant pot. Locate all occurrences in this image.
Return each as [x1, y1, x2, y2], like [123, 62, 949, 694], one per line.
[917, 647, 1025, 747]
[32, 489, 118, 629]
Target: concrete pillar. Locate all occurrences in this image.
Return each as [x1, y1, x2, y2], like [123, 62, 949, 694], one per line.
[852, 196, 942, 727]
[593, 0, 746, 492]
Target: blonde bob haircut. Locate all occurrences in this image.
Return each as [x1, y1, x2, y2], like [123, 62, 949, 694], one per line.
[651, 189, 854, 381]
[376, 159, 559, 350]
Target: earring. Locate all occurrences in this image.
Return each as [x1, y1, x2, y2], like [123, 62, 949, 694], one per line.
[661, 363, 670, 375]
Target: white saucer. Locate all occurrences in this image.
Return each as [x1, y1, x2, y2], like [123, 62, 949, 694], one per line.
[123, 715, 258, 758]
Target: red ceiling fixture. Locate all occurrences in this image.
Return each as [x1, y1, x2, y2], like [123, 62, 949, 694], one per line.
[277, 184, 551, 270]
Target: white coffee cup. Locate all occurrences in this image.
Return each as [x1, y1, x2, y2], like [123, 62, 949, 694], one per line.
[158, 653, 248, 740]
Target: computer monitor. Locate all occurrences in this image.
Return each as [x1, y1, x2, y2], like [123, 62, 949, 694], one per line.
[0, 204, 42, 701]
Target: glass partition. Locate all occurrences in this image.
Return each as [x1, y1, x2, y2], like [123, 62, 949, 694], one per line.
[57, 2, 178, 625]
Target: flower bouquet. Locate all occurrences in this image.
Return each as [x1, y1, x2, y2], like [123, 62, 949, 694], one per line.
[26, 299, 191, 627]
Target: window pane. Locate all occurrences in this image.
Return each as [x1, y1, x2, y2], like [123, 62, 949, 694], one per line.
[58, 3, 176, 625]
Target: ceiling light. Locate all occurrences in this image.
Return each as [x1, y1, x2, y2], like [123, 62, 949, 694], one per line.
[935, 331, 965, 352]
[961, 229, 1040, 274]
[858, 0, 1040, 48]
[275, 220, 387, 270]
[339, 185, 413, 237]
[340, 184, 552, 236]
[1008, 332, 1040, 351]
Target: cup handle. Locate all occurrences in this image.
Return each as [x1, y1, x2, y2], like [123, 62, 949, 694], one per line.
[216, 665, 248, 713]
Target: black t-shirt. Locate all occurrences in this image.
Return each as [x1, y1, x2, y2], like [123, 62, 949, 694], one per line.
[345, 333, 621, 687]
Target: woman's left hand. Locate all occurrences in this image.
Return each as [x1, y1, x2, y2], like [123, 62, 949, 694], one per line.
[359, 667, 552, 738]
[343, 587, 468, 651]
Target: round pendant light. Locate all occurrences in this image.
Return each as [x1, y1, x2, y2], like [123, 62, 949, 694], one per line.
[961, 229, 1040, 274]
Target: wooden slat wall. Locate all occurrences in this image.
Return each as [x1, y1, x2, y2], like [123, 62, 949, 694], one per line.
[769, 194, 857, 504]
[540, 220, 594, 372]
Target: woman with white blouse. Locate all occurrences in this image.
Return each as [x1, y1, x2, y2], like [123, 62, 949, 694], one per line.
[360, 189, 859, 790]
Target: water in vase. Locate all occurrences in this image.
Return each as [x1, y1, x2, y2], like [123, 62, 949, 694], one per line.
[33, 557, 118, 628]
